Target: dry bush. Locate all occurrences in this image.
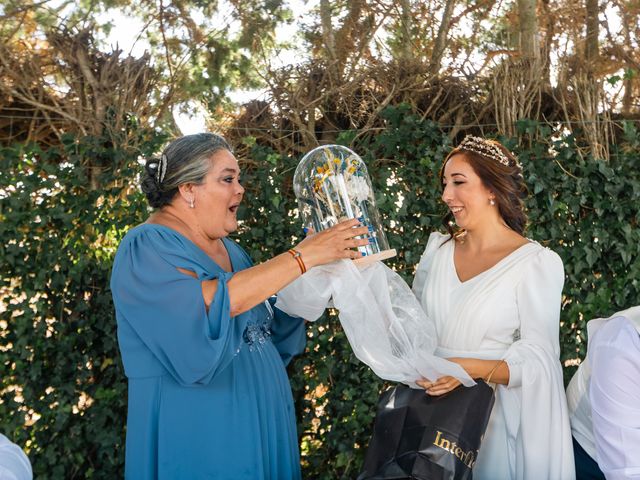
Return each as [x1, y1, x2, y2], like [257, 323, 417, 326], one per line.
[227, 58, 491, 152]
[0, 26, 165, 150]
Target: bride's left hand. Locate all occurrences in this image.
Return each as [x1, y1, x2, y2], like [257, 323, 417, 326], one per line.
[416, 376, 462, 396]
[416, 357, 479, 395]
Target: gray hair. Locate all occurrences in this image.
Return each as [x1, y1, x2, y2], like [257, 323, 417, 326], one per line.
[142, 133, 232, 208]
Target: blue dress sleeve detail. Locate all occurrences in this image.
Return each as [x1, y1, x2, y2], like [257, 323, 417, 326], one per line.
[268, 297, 306, 366]
[111, 226, 249, 385]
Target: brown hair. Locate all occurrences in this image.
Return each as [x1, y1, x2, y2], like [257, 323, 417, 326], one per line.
[439, 140, 528, 239]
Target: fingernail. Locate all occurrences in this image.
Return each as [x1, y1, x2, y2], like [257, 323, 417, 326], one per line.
[303, 227, 309, 234]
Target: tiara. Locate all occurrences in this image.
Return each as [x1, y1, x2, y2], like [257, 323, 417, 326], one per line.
[456, 136, 521, 169]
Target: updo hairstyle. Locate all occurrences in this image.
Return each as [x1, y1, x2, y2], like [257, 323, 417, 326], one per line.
[141, 132, 232, 208]
[439, 137, 528, 238]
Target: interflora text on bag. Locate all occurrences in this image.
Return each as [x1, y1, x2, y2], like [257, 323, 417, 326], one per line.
[433, 431, 478, 469]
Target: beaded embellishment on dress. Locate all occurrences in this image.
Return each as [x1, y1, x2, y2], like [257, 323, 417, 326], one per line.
[242, 300, 274, 352]
[243, 323, 272, 351]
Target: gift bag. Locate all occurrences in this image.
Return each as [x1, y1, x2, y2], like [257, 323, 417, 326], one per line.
[358, 381, 495, 480]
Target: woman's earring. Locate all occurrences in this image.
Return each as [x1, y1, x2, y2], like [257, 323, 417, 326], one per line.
[190, 199, 195, 209]
[489, 198, 495, 206]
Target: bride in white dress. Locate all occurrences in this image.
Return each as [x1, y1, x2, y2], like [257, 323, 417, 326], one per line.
[413, 136, 575, 480]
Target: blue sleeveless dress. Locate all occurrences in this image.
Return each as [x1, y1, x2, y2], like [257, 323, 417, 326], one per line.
[110, 223, 305, 479]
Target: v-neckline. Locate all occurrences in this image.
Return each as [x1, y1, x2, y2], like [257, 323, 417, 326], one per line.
[140, 222, 235, 273]
[450, 240, 533, 285]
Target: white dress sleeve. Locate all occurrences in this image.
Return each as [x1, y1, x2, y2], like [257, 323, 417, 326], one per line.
[589, 316, 640, 480]
[412, 231, 448, 299]
[502, 247, 575, 480]
[505, 247, 564, 388]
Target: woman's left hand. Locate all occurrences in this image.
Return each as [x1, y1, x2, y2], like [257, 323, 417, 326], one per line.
[416, 357, 477, 395]
[416, 376, 462, 396]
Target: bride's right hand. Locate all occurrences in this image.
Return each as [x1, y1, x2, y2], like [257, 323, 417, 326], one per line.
[295, 218, 370, 268]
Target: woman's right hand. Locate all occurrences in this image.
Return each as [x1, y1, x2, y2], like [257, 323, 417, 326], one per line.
[294, 218, 370, 268]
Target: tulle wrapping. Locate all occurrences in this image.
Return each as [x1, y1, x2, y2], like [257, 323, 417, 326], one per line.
[275, 260, 474, 387]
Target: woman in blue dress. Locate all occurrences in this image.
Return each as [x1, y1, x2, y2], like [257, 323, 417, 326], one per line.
[110, 133, 369, 479]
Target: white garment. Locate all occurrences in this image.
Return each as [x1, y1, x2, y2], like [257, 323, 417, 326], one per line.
[0, 434, 32, 480]
[567, 318, 599, 460]
[413, 232, 575, 480]
[567, 307, 640, 479]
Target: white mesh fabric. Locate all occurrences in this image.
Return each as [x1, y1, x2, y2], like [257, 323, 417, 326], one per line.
[275, 260, 474, 387]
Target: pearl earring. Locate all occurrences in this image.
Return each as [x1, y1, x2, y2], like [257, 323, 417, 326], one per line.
[489, 198, 495, 206]
[190, 199, 195, 209]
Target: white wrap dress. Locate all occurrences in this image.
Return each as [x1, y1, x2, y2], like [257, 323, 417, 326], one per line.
[412, 232, 575, 480]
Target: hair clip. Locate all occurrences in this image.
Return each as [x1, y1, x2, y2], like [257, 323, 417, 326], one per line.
[156, 154, 168, 183]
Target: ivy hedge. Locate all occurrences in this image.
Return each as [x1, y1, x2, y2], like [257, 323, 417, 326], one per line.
[1, 107, 638, 478]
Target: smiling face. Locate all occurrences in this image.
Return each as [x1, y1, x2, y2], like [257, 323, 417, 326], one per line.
[441, 153, 495, 231]
[191, 149, 245, 239]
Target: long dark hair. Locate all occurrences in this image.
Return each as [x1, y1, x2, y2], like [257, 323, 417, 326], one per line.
[439, 140, 528, 240]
